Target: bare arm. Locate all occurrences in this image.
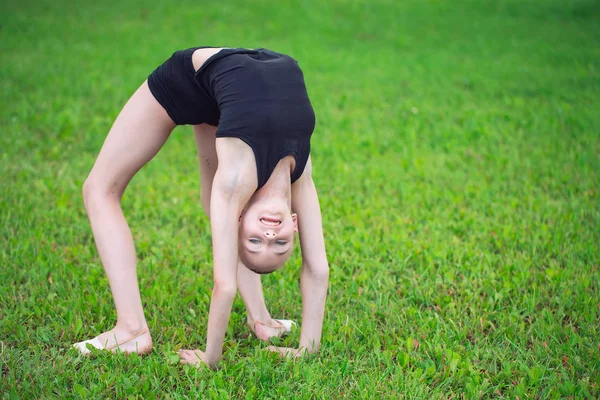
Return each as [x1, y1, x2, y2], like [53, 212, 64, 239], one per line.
[204, 138, 257, 367]
[293, 157, 330, 353]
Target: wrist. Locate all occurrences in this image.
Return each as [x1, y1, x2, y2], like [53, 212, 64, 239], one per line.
[204, 354, 221, 369]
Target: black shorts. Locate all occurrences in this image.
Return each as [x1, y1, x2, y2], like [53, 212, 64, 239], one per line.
[147, 47, 220, 126]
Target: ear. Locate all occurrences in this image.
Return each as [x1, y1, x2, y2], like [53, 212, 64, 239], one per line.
[291, 213, 298, 232]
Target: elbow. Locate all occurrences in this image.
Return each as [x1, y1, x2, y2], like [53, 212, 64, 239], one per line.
[212, 280, 237, 299]
[304, 263, 329, 281]
[315, 266, 329, 281]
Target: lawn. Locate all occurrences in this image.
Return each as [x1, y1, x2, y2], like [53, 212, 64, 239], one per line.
[1, 0, 599, 398]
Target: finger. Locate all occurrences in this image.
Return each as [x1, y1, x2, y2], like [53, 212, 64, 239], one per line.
[193, 350, 205, 359]
[178, 349, 192, 358]
[178, 349, 198, 363]
[278, 348, 289, 356]
[293, 348, 306, 358]
[180, 356, 191, 364]
[272, 347, 292, 357]
[179, 349, 203, 358]
[266, 346, 284, 355]
[180, 354, 203, 366]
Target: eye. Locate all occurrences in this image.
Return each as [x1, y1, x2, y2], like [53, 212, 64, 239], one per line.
[249, 238, 261, 244]
[275, 240, 287, 245]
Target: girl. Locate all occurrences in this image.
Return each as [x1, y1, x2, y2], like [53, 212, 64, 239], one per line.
[73, 47, 329, 368]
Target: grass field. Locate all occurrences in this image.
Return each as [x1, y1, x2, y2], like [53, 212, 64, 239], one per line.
[1, 0, 599, 398]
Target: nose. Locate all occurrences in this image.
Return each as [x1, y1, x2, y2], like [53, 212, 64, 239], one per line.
[264, 230, 277, 238]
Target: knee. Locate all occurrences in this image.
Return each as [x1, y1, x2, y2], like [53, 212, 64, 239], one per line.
[82, 177, 121, 211]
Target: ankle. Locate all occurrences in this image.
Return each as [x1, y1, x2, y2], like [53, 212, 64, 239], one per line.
[115, 318, 148, 334]
[247, 314, 272, 328]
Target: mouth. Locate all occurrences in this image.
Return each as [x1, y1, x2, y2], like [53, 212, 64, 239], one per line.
[260, 217, 281, 227]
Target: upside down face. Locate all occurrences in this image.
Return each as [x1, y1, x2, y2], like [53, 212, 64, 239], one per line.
[238, 199, 298, 274]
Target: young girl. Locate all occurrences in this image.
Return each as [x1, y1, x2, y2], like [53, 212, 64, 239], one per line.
[73, 47, 329, 368]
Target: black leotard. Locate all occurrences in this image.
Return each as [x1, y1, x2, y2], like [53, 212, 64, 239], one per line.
[147, 47, 315, 188]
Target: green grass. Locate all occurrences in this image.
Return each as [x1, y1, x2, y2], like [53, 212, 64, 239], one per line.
[1, 0, 599, 397]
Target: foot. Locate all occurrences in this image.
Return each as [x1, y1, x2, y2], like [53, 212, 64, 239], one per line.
[250, 319, 296, 341]
[73, 326, 152, 355]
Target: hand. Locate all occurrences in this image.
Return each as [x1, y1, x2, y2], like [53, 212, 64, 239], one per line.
[266, 346, 307, 359]
[178, 349, 215, 369]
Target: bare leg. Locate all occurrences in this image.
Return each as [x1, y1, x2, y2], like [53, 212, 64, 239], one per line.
[74, 81, 175, 354]
[192, 124, 290, 341]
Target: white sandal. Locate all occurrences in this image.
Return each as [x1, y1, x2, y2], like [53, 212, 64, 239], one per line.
[73, 328, 150, 355]
[252, 319, 296, 339]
